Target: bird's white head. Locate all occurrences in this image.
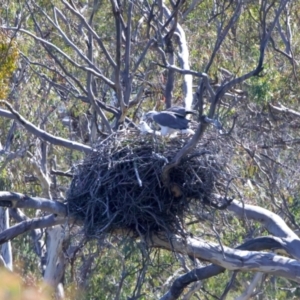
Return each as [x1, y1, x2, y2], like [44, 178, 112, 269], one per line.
[143, 111, 158, 122]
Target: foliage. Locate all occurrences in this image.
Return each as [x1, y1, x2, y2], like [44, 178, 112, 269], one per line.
[0, 32, 18, 99]
[0, 268, 51, 300]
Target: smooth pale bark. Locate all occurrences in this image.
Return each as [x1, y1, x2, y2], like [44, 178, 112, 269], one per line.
[161, 196, 300, 300]
[163, 5, 193, 110]
[28, 155, 52, 199]
[151, 234, 300, 283]
[0, 214, 65, 244]
[0, 208, 13, 271]
[269, 103, 300, 118]
[228, 200, 300, 260]
[0, 191, 67, 215]
[228, 200, 297, 239]
[44, 226, 66, 298]
[10, 208, 47, 274]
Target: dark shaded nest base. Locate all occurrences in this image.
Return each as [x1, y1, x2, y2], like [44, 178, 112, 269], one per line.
[67, 132, 232, 238]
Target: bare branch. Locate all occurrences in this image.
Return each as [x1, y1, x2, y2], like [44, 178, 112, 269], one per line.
[160, 234, 298, 300]
[0, 208, 13, 271]
[161, 3, 194, 110]
[44, 226, 66, 289]
[0, 214, 65, 245]
[0, 101, 93, 154]
[111, 0, 126, 120]
[160, 264, 224, 300]
[0, 191, 67, 216]
[160, 64, 215, 98]
[27, 153, 51, 199]
[205, 0, 243, 73]
[123, 0, 133, 105]
[269, 103, 300, 118]
[182, 0, 204, 20]
[86, 13, 113, 134]
[51, 169, 73, 178]
[61, 0, 117, 68]
[1, 26, 116, 89]
[228, 200, 297, 239]
[151, 234, 300, 283]
[205, 0, 290, 120]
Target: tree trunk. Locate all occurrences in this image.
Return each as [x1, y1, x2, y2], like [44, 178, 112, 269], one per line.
[0, 208, 13, 271]
[44, 225, 67, 299]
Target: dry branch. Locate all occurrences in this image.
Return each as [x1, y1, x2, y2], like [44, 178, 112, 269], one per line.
[0, 214, 65, 245]
[151, 234, 300, 283]
[0, 191, 67, 216]
[0, 101, 93, 153]
[160, 236, 273, 300]
[228, 200, 297, 239]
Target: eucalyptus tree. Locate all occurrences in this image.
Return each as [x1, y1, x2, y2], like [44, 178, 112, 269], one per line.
[0, 0, 300, 299]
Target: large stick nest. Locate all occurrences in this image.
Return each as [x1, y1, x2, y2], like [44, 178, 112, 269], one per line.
[67, 131, 230, 238]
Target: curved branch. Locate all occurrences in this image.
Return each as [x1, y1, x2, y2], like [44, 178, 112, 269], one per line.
[159, 233, 300, 300]
[151, 234, 300, 283]
[209, 0, 290, 118]
[0, 191, 67, 216]
[160, 264, 224, 300]
[160, 234, 291, 300]
[0, 101, 93, 154]
[228, 200, 297, 239]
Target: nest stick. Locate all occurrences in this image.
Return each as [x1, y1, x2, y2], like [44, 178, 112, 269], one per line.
[134, 161, 143, 187]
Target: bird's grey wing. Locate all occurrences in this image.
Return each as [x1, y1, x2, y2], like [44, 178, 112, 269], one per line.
[152, 112, 189, 129]
[185, 109, 197, 115]
[166, 106, 197, 116]
[165, 106, 186, 117]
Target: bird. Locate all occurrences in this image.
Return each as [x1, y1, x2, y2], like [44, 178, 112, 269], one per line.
[165, 106, 197, 118]
[143, 110, 194, 137]
[138, 121, 161, 136]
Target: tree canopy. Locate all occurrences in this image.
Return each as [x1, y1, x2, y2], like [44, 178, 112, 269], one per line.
[0, 0, 300, 299]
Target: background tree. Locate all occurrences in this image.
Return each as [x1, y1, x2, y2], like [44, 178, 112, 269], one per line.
[0, 0, 300, 299]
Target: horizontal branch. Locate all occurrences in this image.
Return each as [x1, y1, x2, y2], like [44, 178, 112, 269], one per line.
[157, 63, 208, 78]
[0, 214, 66, 245]
[0, 101, 93, 154]
[269, 103, 300, 118]
[0, 191, 67, 216]
[51, 169, 73, 178]
[151, 234, 300, 283]
[228, 200, 300, 261]
[160, 235, 293, 300]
